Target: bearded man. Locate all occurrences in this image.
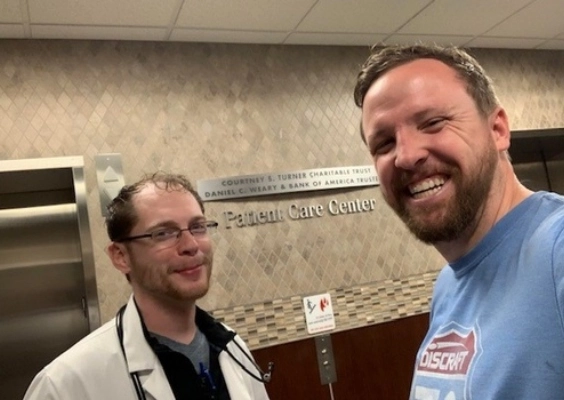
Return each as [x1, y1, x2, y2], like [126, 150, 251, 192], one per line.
[355, 44, 564, 400]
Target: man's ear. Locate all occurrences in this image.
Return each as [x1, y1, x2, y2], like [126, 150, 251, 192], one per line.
[107, 242, 131, 276]
[490, 106, 511, 152]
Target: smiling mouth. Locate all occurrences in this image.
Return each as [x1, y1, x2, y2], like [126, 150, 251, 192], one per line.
[409, 177, 446, 199]
[174, 264, 203, 274]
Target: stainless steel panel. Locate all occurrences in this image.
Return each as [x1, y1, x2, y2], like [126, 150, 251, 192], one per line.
[0, 203, 89, 399]
[0, 204, 82, 270]
[72, 166, 101, 330]
[0, 156, 81, 210]
[1, 308, 87, 399]
[0, 156, 100, 399]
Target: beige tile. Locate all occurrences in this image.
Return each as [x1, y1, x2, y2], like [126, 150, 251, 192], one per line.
[2, 41, 563, 346]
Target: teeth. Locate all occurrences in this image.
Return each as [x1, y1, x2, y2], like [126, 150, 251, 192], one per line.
[413, 186, 442, 199]
[409, 177, 445, 198]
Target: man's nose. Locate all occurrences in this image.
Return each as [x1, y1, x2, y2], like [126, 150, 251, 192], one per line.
[394, 129, 428, 170]
[177, 230, 199, 254]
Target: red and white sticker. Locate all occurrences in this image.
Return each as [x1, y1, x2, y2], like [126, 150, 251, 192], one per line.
[303, 293, 336, 334]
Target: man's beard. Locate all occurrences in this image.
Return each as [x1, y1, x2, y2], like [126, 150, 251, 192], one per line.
[395, 146, 498, 244]
[129, 252, 213, 302]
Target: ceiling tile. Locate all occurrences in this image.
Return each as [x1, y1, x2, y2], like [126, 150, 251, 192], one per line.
[28, 0, 178, 26]
[1, 0, 563, 49]
[31, 25, 167, 41]
[0, 24, 25, 37]
[285, 32, 387, 47]
[484, 0, 564, 38]
[399, 0, 532, 36]
[465, 36, 545, 49]
[535, 39, 564, 50]
[384, 34, 473, 47]
[296, 0, 432, 33]
[176, 0, 316, 31]
[170, 28, 287, 44]
[0, 0, 23, 23]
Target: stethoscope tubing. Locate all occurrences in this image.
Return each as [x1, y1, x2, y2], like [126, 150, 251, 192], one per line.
[115, 304, 272, 400]
[116, 305, 147, 400]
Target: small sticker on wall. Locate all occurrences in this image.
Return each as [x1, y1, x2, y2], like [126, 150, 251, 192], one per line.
[303, 293, 336, 334]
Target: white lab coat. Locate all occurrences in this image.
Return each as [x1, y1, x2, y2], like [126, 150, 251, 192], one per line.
[23, 297, 270, 400]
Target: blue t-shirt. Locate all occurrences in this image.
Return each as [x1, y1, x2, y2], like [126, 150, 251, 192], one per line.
[410, 192, 564, 400]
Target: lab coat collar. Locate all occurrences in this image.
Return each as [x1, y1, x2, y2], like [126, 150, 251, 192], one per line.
[121, 295, 174, 399]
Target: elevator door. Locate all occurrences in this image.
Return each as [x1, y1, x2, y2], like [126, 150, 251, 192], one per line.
[0, 157, 99, 399]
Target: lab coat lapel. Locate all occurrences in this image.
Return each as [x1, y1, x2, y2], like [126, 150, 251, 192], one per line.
[140, 368, 173, 400]
[122, 296, 175, 400]
[220, 350, 252, 400]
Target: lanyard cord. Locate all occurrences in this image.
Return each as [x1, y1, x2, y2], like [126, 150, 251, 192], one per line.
[116, 306, 146, 400]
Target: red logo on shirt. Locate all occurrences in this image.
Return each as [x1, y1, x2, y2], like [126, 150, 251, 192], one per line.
[418, 329, 476, 375]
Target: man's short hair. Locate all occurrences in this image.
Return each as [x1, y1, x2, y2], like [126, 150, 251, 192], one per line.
[106, 172, 204, 242]
[354, 43, 500, 142]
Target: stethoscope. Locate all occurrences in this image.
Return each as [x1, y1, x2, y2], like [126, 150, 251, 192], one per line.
[116, 304, 274, 400]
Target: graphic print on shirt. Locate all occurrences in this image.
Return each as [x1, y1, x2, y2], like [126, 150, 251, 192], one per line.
[411, 322, 482, 400]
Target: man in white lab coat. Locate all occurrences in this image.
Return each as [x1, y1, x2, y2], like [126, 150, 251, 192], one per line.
[24, 172, 270, 400]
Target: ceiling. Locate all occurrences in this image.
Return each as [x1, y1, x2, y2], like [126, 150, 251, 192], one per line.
[1, 0, 564, 50]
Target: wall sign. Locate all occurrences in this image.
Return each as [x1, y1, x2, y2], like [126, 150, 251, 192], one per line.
[303, 293, 336, 334]
[197, 165, 379, 201]
[223, 197, 377, 228]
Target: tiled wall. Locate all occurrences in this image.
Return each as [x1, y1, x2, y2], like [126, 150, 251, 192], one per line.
[214, 270, 438, 349]
[1, 40, 563, 348]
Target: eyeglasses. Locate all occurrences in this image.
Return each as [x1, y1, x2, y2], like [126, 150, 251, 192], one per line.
[117, 221, 219, 246]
